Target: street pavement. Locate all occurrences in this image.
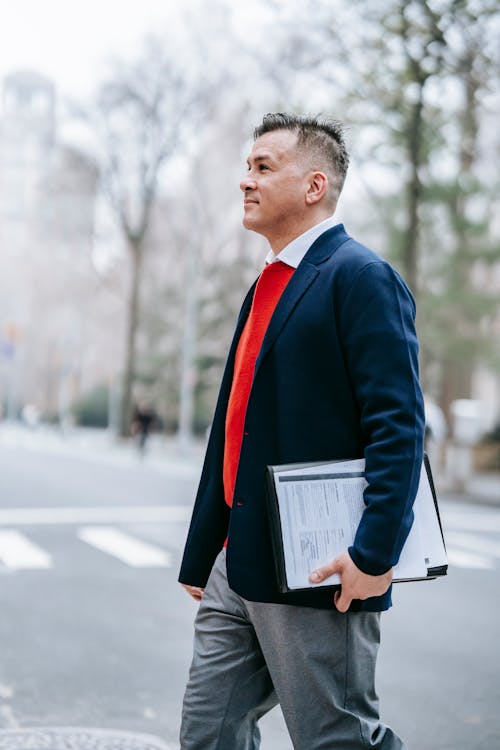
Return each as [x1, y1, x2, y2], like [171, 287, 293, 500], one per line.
[0, 423, 499, 750]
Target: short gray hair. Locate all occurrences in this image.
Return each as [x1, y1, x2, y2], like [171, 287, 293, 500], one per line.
[254, 113, 350, 203]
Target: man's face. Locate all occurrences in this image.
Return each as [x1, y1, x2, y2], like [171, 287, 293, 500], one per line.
[240, 130, 311, 245]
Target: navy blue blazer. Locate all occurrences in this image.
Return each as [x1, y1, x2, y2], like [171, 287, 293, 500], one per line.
[178, 224, 425, 611]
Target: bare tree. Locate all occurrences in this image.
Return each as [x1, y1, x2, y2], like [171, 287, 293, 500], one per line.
[141, 107, 262, 446]
[420, 0, 500, 417]
[89, 36, 207, 436]
[249, 0, 500, 423]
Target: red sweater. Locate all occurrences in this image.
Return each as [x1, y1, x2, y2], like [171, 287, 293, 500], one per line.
[223, 261, 295, 507]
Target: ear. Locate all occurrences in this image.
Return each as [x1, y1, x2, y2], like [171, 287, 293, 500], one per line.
[305, 171, 328, 205]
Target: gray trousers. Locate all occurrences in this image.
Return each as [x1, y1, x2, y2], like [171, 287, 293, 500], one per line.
[180, 550, 406, 750]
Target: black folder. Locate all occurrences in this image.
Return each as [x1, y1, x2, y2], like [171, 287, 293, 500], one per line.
[266, 454, 447, 594]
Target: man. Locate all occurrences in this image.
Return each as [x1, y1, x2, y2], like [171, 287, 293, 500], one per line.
[131, 400, 156, 456]
[178, 113, 424, 749]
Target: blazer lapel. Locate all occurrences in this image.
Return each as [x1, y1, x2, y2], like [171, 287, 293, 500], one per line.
[253, 262, 319, 379]
[225, 277, 258, 365]
[232, 225, 349, 363]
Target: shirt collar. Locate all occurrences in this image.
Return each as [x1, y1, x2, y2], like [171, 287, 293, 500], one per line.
[264, 215, 338, 269]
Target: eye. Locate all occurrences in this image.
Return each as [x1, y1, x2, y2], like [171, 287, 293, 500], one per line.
[258, 164, 269, 171]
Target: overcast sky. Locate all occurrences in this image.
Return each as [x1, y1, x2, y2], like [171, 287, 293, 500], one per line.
[0, 0, 197, 98]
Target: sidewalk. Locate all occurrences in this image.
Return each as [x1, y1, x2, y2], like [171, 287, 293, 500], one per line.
[0, 422, 205, 480]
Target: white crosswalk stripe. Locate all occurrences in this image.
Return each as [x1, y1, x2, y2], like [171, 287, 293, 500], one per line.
[2, 501, 500, 575]
[446, 548, 495, 570]
[77, 526, 172, 567]
[446, 531, 500, 560]
[0, 526, 175, 571]
[442, 505, 500, 571]
[0, 530, 52, 570]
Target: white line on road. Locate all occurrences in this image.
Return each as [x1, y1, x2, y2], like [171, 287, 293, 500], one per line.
[0, 530, 52, 570]
[0, 506, 191, 526]
[446, 531, 500, 559]
[446, 547, 495, 570]
[77, 527, 172, 567]
[443, 510, 500, 532]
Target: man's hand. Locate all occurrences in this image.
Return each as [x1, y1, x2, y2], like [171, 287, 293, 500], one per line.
[181, 583, 205, 602]
[309, 551, 393, 613]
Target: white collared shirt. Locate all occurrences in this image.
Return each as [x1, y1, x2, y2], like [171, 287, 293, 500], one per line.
[264, 215, 338, 269]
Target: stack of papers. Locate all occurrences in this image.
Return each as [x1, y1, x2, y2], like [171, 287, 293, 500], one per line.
[266, 456, 448, 592]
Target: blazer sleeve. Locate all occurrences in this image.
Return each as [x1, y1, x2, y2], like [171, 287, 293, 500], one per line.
[338, 260, 425, 575]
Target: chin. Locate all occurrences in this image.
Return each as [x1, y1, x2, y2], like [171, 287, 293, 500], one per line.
[242, 215, 256, 230]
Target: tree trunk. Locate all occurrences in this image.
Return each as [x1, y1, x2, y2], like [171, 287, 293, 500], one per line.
[402, 92, 424, 298]
[177, 236, 200, 449]
[438, 54, 479, 414]
[119, 237, 143, 437]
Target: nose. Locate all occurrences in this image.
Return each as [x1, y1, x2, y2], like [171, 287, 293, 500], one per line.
[240, 173, 257, 193]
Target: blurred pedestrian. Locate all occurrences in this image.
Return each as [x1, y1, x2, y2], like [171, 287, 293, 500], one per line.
[178, 113, 424, 749]
[131, 401, 156, 457]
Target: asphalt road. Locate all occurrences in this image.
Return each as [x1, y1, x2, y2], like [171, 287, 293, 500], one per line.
[0, 433, 499, 750]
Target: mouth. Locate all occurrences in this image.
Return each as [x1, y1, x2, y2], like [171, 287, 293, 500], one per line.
[244, 199, 259, 206]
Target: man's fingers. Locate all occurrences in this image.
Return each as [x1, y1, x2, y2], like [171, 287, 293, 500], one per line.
[181, 583, 205, 601]
[334, 589, 351, 613]
[309, 558, 341, 584]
